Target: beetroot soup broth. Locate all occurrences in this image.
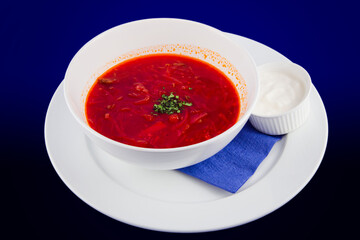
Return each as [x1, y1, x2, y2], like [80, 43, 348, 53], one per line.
[85, 54, 241, 148]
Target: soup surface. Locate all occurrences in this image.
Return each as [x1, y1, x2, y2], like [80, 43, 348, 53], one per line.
[86, 54, 240, 148]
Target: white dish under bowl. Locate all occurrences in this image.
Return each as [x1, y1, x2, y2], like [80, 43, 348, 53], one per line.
[44, 33, 328, 232]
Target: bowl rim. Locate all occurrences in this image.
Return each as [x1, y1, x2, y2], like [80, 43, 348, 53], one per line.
[250, 61, 312, 119]
[63, 18, 259, 153]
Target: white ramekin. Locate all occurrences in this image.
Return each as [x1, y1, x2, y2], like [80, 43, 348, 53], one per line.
[249, 61, 311, 135]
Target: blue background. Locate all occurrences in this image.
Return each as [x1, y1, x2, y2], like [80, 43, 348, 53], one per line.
[2, 0, 358, 239]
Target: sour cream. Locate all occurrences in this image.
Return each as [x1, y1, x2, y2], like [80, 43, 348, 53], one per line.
[253, 65, 306, 116]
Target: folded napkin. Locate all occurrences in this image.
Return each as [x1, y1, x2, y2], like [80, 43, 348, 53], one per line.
[179, 122, 282, 193]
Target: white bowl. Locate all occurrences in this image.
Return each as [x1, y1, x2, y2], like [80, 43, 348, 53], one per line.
[64, 18, 259, 170]
[249, 61, 311, 135]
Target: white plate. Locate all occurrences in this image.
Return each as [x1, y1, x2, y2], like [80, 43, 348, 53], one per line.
[44, 33, 328, 233]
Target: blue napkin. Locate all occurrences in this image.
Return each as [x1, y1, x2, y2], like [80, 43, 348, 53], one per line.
[179, 122, 282, 193]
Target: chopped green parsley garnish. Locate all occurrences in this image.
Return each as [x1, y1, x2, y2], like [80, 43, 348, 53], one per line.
[153, 92, 192, 115]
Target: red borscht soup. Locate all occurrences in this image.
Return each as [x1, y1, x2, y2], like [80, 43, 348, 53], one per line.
[85, 54, 240, 148]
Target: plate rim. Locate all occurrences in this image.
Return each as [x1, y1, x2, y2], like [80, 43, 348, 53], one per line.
[44, 33, 328, 233]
